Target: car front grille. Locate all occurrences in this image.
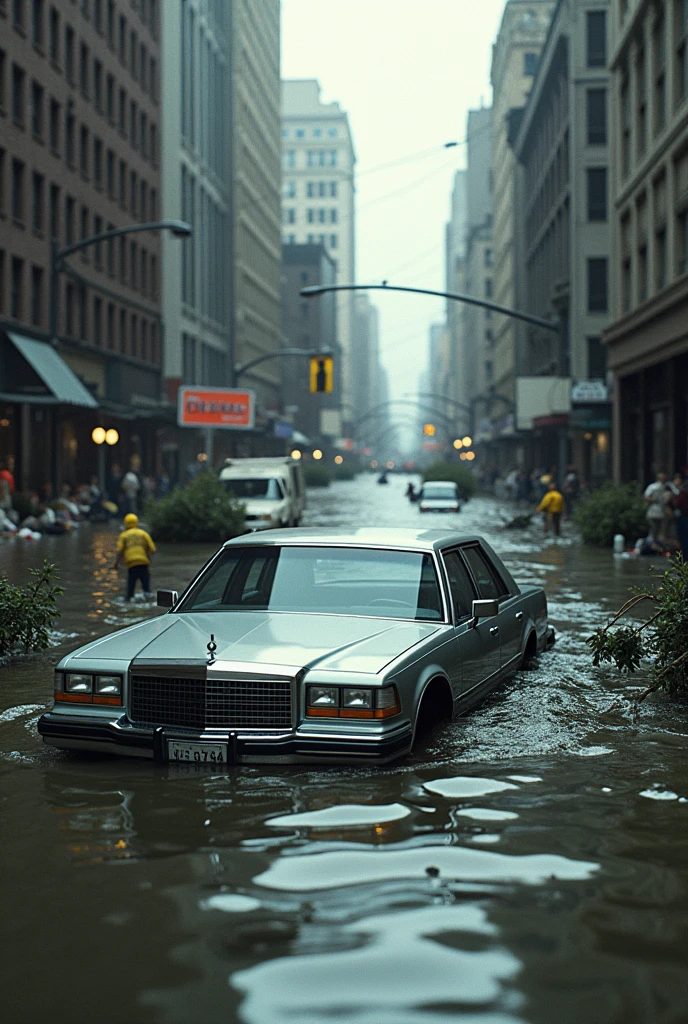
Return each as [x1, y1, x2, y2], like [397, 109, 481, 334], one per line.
[129, 675, 292, 730]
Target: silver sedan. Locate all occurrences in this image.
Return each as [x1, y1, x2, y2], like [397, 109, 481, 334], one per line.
[38, 528, 553, 766]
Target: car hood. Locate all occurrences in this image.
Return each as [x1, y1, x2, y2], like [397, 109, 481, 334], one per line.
[68, 612, 443, 675]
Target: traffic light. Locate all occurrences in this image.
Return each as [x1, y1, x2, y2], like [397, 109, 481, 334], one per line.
[310, 355, 334, 393]
[423, 423, 436, 436]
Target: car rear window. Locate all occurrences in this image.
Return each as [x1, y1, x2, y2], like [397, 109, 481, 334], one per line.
[221, 478, 284, 500]
[180, 546, 444, 621]
[461, 546, 509, 601]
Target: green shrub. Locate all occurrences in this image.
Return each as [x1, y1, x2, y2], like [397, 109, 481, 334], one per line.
[588, 558, 688, 705]
[574, 482, 647, 547]
[0, 561, 63, 657]
[304, 464, 332, 488]
[144, 471, 245, 543]
[422, 461, 477, 500]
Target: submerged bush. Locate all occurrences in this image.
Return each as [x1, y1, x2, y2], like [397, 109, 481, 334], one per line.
[422, 461, 477, 501]
[574, 483, 647, 547]
[588, 558, 688, 704]
[144, 471, 245, 543]
[0, 561, 63, 657]
[304, 464, 332, 488]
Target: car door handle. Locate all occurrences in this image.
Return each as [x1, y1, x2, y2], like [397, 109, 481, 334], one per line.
[515, 611, 523, 621]
[489, 626, 499, 636]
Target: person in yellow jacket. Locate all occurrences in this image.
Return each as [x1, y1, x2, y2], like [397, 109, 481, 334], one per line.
[114, 513, 156, 600]
[537, 481, 565, 536]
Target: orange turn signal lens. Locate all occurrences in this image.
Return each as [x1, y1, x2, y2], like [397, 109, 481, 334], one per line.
[374, 705, 399, 719]
[340, 708, 374, 719]
[93, 695, 123, 706]
[306, 707, 339, 717]
[55, 691, 93, 704]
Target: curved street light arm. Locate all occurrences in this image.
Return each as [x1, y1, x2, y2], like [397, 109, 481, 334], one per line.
[301, 283, 561, 333]
[55, 220, 192, 261]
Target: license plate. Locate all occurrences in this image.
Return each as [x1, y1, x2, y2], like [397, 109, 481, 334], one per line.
[167, 740, 228, 764]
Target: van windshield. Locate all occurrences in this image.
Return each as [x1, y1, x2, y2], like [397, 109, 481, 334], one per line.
[222, 478, 283, 500]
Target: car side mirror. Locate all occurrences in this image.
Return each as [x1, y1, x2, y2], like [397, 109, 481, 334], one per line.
[157, 590, 178, 608]
[471, 598, 499, 621]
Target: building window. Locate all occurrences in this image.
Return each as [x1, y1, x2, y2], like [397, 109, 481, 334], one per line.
[79, 41, 89, 95]
[93, 296, 102, 342]
[330, 180, 337, 197]
[484, 248, 493, 267]
[621, 73, 631, 176]
[11, 158, 25, 223]
[106, 73, 114, 121]
[49, 98, 60, 152]
[11, 257, 24, 319]
[94, 0, 102, 33]
[129, 240, 137, 287]
[31, 80, 43, 138]
[295, 127, 305, 138]
[306, 181, 314, 198]
[587, 257, 608, 311]
[587, 89, 607, 144]
[328, 149, 337, 166]
[677, 0, 688, 105]
[93, 59, 103, 111]
[638, 242, 648, 301]
[106, 149, 114, 197]
[13, 0, 26, 32]
[329, 233, 337, 248]
[118, 236, 126, 283]
[524, 51, 538, 76]
[313, 127, 322, 137]
[118, 87, 126, 135]
[79, 124, 89, 177]
[93, 214, 102, 268]
[318, 208, 326, 224]
[93, 137, 102, 187]
[64, 24, 75, 82]
[32, 0, 44, 48]
[655, 227, 667, 289]
[106, 302, 114, 348]
[12, 64, 26, 125]
[31, 171, 43, 231]
[65, 195, 74, 245]
[284, 208, 295, 224]
[653, 10, 666, 133]
[118, 159, 126, 206]
[328, 126, 337, 137]
[587, 167, 607, 220]
[677, 208, 688, 275]
[106, 225, 115, 276]
[30, 265, 43, 326]
[636, 44, 647, 157]
[119, 308, 126, 352]
[587, 337, 607, 378]
[485, 278, 493, 298]
[48, 5, 59, 62]
[119, 13, 126, 62]
[586, 10, 606, 67]
[79, 206, 89, 262]
[330, 208, 337, 223]
[284, 180, 296, 198]
[285, 150, 296, 169]
[49, 184, 60, 238]
[65, 111, 75, 166]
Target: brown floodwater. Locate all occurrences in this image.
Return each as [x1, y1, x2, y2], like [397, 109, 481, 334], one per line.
[2, 474, 687, 1024]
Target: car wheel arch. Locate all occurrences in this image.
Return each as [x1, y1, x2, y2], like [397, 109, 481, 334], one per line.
[412, 672, 454, 745]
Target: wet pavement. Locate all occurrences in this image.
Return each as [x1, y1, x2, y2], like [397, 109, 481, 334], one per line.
[3, 473, 688, 1024]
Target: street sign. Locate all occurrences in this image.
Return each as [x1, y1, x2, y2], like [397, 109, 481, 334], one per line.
[571, 379, 609, 403]
[177, 387, 255, 430]
[310, 355, 334, 393]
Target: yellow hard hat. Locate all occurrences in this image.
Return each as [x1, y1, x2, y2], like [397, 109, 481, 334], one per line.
[124, 513, 138, 528]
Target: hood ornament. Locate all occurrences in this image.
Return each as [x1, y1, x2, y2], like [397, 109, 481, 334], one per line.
[207, 634, 217, 666]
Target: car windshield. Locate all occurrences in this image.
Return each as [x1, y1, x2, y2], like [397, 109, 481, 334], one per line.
[222, 477, 283, 500]
[180, 546, 444, 620]
[423, 484, 456, 499]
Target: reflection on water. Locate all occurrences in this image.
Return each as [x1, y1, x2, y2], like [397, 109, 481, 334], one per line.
[3, 474, 688, 1023]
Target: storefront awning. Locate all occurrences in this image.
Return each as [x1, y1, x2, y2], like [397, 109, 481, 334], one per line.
[6, 332, 98, 408]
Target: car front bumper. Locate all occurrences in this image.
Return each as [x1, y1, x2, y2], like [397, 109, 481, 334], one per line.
[37, 711, 413, 765]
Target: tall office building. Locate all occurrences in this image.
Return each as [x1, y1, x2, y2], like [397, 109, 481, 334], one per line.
[281, 79, 356, 431]
[511, 0, 612, 485]
[604, 0, 688, 483]
[490, 0, 555, 462]
[161, 0, 281, 466]
[0, 0, 165, 490]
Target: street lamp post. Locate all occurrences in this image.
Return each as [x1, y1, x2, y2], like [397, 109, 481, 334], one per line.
[91, 427, 120, 495]
[49, 220, 192, 349]
[48, 220, 191, 489]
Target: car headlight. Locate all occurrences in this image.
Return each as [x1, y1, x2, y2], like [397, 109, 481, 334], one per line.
[342, 688, 372, 709]
[65, 673, 93, 694]
[94, 675, 122, 696]
[308, 686, 338, 707]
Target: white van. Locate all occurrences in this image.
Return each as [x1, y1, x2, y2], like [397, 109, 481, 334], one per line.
[219, 457, 306, 531]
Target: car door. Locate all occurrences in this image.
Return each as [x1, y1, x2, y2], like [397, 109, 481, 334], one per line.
[442, 549, 499, 695]
[459, 545, 505, 683]
[461, 544, 522, 674]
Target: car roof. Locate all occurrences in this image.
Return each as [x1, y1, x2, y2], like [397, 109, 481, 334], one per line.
[422, 480, 457, 488]
[223, 527, 482, 552]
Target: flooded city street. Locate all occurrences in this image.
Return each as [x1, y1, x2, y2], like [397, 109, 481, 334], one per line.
[3, 474, 688, 1024]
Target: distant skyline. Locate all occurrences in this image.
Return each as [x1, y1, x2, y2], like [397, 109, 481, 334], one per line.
[282, 0, 506, 439]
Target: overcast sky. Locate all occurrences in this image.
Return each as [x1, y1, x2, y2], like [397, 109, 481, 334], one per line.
[281, 0, 506, 434]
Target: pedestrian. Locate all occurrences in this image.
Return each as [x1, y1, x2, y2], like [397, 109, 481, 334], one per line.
[121, 467, 141, 514]
[674, 478, 688, 563]
[563, 465, 581, 519]
[108, 462, 123, 508]
[537, 481, 565, 536]
[0, 455, 16, 495]
[644, 469, 671, 548]
[114, 513, 156, 601]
